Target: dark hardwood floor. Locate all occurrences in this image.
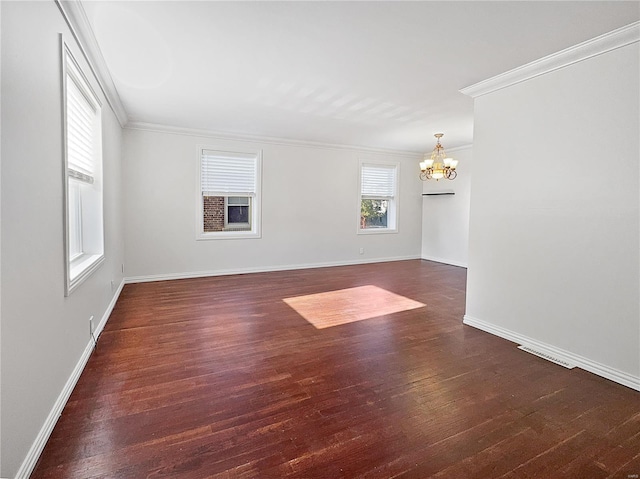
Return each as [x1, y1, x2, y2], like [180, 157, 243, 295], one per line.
[32, 260, 640, 478]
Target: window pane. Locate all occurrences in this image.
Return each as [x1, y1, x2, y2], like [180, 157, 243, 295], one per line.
[228, 205, 249, 224]
[360, 199, 388, 229]
[228, 196, 249, 206]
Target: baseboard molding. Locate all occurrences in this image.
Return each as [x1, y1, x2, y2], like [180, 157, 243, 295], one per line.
[95, 278, 125, 337]
[421, 255, 467, 268]
[14, 278, 125, 479]
[463, 315, 640, 392]
[125, 255, 421, 284]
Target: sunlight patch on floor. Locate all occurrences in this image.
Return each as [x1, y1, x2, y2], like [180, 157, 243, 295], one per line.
[283, 285, 425, 329]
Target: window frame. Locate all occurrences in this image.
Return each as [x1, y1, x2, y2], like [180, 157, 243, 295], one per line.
[62, 40, 105, 296]
[357, 159, 400, 235]
[196, 146, 262, 240]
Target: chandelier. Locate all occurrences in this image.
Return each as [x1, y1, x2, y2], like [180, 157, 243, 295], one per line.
[419, 133, 458, 181]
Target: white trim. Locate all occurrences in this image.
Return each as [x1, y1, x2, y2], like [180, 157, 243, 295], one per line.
[463, 315, 640, 392]
[124, 255, 421, 284]
[445, 144, 473, 153]
[127, 121, 424, 158]
[55, 0, 128, 126]
[460, 21, 640, 98]
[357, 228, 399, 236]
[421, 256, 467, 269]
[14, 344, 96, 479]
[198, 231, 261, 240]
[94, 278, 125, 337]
[14, 279, 125, 479]
[68, 254, 105, 295]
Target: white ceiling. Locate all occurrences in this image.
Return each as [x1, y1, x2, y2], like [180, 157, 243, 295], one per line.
[81, 1, 639, 152]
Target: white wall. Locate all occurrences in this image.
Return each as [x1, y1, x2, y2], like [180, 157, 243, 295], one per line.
[421, 146, 471, 267]
[123, 128, 423, 280]
[465, 42, 639, 387]
[1, 2, 124, 477]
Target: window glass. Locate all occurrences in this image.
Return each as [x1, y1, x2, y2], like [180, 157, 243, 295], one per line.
[361, 198, 389, 229]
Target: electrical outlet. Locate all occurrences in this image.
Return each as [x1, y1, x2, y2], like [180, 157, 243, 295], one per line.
[121, 263, 124, 273]
[89, 315, 94, 336]
[359, 247, 364, 255]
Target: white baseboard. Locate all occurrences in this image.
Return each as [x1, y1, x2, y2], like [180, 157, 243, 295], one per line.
[125, 255, 421, 284]
[14, 279, 125, 479]
[421, 255, 467, 268]
[94, 278, 125, 337]
[463, 315, 640, 392]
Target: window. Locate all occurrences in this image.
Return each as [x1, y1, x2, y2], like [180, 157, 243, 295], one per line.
[198, 148, 262, 239]
[63, 44, 104, 295]
[358, 161, 398, 234]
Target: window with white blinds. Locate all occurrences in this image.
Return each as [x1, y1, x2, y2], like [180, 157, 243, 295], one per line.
[201, 150, 257, 197]
[63, 44, 104, 296]
[358, 161, 399, 233]
[361, 164, 396, 198]
[66, 60, 98, 183]
[198, 148, 262, 239]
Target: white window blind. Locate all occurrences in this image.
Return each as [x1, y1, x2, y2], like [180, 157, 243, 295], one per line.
[361, 164, 396, 198]
[66, 60, 97, 183]
[201, 150, 257, 196]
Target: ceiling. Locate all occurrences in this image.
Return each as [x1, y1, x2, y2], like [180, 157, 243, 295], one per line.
[81, 1, 639, 152]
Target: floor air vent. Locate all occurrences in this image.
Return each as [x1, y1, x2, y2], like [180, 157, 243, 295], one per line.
[517, 345, 575, 369]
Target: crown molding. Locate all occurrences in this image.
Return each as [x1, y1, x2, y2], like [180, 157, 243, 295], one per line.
[56, 0, 128, 127]
[125, 121, 426, 158]
[447, 143, 473, 153]
[461, 21, 640, 99]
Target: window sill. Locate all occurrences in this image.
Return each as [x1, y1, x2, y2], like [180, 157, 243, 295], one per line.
[357, 228, 398, 235]
[67, 253, 104, 296]
[197, 230, 261, 240]
[223, 224, 252, 232]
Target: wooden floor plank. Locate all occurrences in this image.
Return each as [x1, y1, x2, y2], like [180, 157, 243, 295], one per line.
[31, 260, 640, 478]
